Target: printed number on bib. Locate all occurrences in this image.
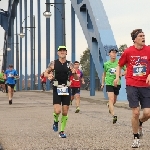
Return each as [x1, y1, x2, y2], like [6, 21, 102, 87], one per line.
[109, 68, 116, 75]
[57, 87, 69, 95]
[133, 65, 146, 76]
[8, 73, 13, 77]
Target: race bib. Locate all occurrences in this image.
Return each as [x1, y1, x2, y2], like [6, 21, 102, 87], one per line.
[133, 65, 146, 76]
[109, 68, 116, 75]
[57, 87, 69, 95]
[8, 73, 13, 77]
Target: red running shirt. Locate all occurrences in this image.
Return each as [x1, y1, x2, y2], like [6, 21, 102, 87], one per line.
[118, 45, 150, 87]
[40, 75, 47, 83]
[70, 69, 83, 87]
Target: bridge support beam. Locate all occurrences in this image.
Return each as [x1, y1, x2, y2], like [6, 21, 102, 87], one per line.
[37, 0, 42, 90]
[71, 5, 75, 63]
[30, 0, 34, 90]
[46, 0, 50, 91]
[24, 0, 28, 90]
[90, 54, 95, 96]
[54, 0, 65, 59]
[19, 0, 22, 91]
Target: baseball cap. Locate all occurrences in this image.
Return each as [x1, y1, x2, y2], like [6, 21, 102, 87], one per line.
[58, 46, 66, 51]
[109, 49, 118, 53]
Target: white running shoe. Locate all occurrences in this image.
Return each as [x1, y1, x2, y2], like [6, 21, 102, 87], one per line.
[131, 138, 140, 148]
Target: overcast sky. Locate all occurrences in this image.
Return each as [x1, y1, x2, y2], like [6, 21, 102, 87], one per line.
[0, 0, 150, 74]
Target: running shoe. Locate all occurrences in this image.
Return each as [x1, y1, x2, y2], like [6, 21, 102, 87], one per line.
[131, 138, 140, 148]
[53, 121, 58, 132]
[75, 107, 80, 113]
[113, 116, 117, 124]
[9, 100, 12, 105]
[59, 131, 67, 138]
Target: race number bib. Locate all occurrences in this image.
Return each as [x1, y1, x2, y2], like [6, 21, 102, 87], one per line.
[57, 87, 69, 95]
[8, 73, 13, 77]
[133, 65, 146, 76]
[109, 68, 116, 75]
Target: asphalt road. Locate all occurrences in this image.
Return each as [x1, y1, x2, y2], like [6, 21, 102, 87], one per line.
[0, 91, 150, 150]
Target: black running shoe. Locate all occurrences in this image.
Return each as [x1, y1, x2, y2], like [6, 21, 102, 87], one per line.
[9, 100, 12, 105]
[113, 116, 117, 124]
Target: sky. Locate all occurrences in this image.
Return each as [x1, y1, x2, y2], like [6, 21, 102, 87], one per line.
[0, 0, 150, 74]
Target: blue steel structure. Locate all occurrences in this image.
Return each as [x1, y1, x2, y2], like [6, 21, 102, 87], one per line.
[37, 0, 42, 90]
[46, 0, 51, 91]
[19, 0, 22, 90]
[0, 0, 127, 100]
[24, 0, 28, 90]
[30, 0, 34, 90]
[70, 0, 127, 100]
[71, 5, 75, 63]
[54, 0, 65, 59]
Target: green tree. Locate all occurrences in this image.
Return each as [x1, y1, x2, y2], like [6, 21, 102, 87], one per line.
[80, 48, 90, 76]
[118, 44, 127, 53]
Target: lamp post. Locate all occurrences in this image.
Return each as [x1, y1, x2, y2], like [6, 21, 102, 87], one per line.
[43, 2, 66, 46]
[19, 16, 36, 90]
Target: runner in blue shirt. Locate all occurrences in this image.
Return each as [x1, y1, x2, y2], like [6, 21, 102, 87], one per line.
[4, 64, 19, 105]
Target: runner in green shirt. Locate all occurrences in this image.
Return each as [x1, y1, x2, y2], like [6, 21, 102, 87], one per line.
[0, 70, 5, 92]
[101, 49, 126, 124]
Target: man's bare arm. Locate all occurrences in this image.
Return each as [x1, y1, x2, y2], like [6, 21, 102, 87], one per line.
[4, 74, 7, 80]
[102, 72, 106, 85]
[81, 77, 84, 82]
[44, 67, 52, 77]
[44, 61, 54, 77]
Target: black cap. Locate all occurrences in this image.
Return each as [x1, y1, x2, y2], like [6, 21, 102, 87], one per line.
[109, 49, 118, 53]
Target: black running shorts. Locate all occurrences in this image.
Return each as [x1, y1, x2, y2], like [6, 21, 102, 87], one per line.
[71, 87, 80, 96]
[53, 87, 71, 106]
[0, 81, 5, 84]
[106, 85, 121, 95]
[126, 86, 150, 109]
[7, 84, 15, 89]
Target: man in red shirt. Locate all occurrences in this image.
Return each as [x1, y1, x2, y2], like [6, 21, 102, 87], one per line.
[70, 61, 85, 113]
[114, 29, 150, 148]
[40, 72, 47, 91]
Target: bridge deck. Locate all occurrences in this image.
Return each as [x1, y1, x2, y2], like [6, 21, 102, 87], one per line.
[0, 91, 149, 150]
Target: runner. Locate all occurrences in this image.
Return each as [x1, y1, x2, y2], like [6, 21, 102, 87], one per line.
[0, 70, 5, 92]
[40, 72, 47, 91]
[70, 61, 85, 113]
[4, 64, 19, 105]
[101, 49, 126, 124]
[44, 46, 78, 138]
[114, 29, 150, 148]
